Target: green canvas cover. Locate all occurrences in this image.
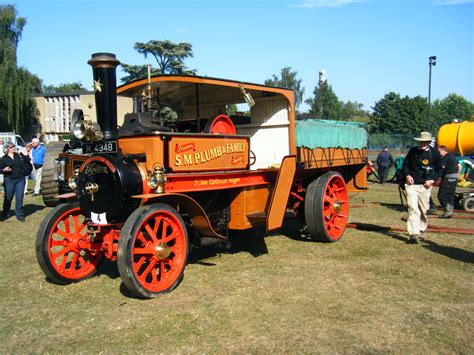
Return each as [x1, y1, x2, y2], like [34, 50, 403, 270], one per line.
[295, 119, 368, 150]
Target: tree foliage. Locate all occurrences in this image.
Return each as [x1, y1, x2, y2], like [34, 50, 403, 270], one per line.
[265, 67, 305, 109]
[369, 92, 428, 134]
[431, 93, 474, 129]
[305, 81, 342, 120]
[42, 81, 87, 94]
[0, 4, 39, 134]
[121, 40, 195, 83]
[340, 100, 370, 123]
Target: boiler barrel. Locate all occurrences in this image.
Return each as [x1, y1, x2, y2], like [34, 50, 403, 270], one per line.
[437, 120, 474, 156]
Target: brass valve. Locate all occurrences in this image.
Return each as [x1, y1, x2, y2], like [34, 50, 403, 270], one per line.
[85, 182, 99, 201]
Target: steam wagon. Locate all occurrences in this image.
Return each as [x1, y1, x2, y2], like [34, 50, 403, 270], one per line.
[36, 53, 367, 298]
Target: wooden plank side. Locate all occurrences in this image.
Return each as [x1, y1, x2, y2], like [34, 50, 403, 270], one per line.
[266, 156, 297, 232]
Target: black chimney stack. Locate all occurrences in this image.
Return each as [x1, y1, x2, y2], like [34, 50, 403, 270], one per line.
[88, 53, 120, 140]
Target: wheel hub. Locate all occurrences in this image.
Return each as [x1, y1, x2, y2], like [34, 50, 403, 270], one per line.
[155, 243, 171, 260]
[333, 200, 342, 213]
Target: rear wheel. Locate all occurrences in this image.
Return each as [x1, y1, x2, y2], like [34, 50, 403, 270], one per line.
[36, 202, 104, 284]
[117, 203, 189, 298]
[41, 141, 67, 207]
[304, 172, 349, 242]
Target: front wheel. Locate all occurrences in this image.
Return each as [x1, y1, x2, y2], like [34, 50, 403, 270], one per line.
[117, 203, 189, 299]
[36, 202, 104, 284]
[304, 172, 349, 242]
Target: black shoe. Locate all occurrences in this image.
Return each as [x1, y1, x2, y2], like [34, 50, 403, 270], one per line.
[408, 235, 419, 244]
[17, 217, 25, 222]
[0, 215, 8, 221]
[32, 193, 40, 197]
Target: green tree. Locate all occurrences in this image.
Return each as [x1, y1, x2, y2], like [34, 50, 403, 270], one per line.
[369, 92, 427, 134]
[42, 81, 87, 94]
[340, 100, 370, 123]
[121, 40, 195, 83]
[0, 4, 39, 133]
[265, 67, 305, 109]
[305, 81, 342, 120]
[431, 93, 474, 130]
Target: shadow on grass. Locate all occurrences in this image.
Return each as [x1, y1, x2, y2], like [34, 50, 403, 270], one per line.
[345, 221, 410, 243]
[23, 203, 46, 217]
[97, 259, 120, 279]
[422, 239, 474, 264]
[188, 227, 270, 265]
[380, 202, 406, 212]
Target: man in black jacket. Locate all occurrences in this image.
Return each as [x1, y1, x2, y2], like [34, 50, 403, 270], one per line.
[376, 147, 394, 184]
[437, 145, 462, 218]
[402, 132, 442, 244]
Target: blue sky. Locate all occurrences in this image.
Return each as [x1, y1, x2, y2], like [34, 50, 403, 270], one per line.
[11, 0, 474, 112]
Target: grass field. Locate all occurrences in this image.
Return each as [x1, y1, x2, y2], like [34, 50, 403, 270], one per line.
[0, 181, 473, 353]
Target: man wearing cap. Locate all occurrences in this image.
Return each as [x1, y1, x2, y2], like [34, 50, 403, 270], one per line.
[31, 137, 47, 197]
[402, 132, 442, 244]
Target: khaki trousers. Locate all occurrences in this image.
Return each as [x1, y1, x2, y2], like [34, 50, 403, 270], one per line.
[33, 166, 43, 194]
[405, 184, 432, 236]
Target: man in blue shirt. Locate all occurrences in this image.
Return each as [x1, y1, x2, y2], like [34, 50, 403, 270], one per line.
[31, 137, 47, 196]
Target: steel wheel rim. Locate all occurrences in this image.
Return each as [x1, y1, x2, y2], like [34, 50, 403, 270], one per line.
[131, 210, 187, 293]
[322, 175, 349, 240]
[48, 207, 102, 279]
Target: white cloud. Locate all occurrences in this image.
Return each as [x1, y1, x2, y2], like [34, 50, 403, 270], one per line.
[434, 0, 474, 4]
[294, 0, 361, 8]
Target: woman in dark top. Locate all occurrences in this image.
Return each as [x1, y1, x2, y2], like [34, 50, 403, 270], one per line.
[0, 143, 29, 221]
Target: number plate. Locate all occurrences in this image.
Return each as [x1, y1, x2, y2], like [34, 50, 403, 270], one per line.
[83, 141, 118, 154]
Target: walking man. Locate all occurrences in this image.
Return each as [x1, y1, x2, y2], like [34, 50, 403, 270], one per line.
[402, 132, 442, 244]
[376, 146, 394, 184]
[31, 137, 47, 197]
[437, 145, 462, 218]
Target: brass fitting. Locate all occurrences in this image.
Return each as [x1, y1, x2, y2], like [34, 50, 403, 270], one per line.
[147, 164, 166, 194]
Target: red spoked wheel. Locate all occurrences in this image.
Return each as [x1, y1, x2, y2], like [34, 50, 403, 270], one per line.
[304, 172, 349, 242]
[117, 203, 189, 298]
[36, 203, 104, 284]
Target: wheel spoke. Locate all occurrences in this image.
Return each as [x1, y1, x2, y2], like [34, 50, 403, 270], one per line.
[133, 256, 147, 275]
[159, 261, 166, 281]
[138, 259, 157, 283]
[63, 217, 71, 234]
[161, 219, 170, 241]
[136, 231, 148, 246]
[151, 266, 158, 284]
[323, 195, 334, 205]
[69, 252, 79, 270]
[58, 253, 69, 270]
[52, 245, 74, 261]
[133, 247, 155, 255]
[323, 207, 333, 218]
[144, 222, 159, 244]
[55, 228, 71, 240]
[50, 239, 65, 247]
[78, 255, 88, 269]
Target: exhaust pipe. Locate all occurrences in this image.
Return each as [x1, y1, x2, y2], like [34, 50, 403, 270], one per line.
[87, 53, 120, 140]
